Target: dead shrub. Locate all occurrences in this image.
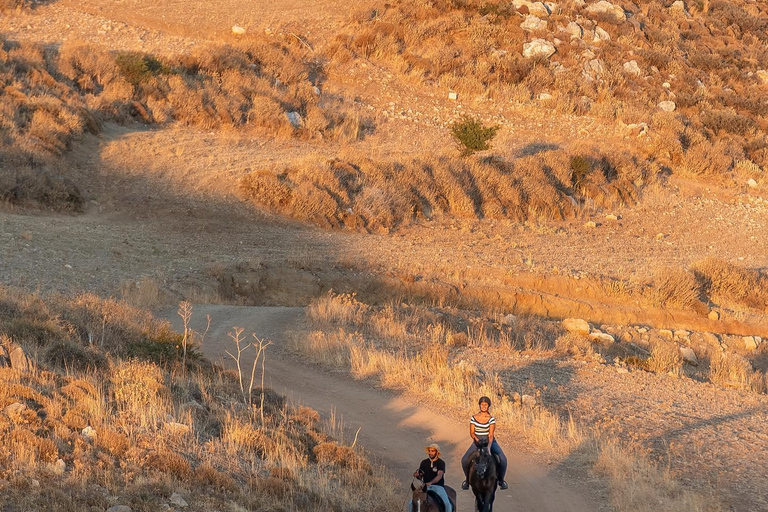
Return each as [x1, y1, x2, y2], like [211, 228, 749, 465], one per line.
[709, 351, 766, 392]
[95, 428, 130, 457]
[647, 341, 683, 375]
[692, 258, 768, 310]
[644, 268, 705, 312]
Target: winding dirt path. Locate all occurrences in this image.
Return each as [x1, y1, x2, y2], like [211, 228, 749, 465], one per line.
[164, 305, 604, 512]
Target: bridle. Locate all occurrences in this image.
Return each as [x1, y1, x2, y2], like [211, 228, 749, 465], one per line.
[474, 445, 493, 480]
[410, 481, 433, 512]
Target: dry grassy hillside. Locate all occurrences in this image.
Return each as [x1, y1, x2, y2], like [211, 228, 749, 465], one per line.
[0, 287, 399, 511]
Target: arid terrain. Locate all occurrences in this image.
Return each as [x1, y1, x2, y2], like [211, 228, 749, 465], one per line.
[2, 0, 768, 511]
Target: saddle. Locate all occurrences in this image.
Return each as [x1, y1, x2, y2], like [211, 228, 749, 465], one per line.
[426, 488, 455, 512]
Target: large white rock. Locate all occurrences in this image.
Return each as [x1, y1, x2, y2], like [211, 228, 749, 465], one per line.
[8, 343, 32, 372]
[658, 100, 676, 112]
[668, 1, 688, 16]
[593, 26, 611, 42]
[566, 21, 584, 38]
[513, 0, 552, 17]
[231, 25, 246, 36]
[680, 346, 698, 366]
[563, 318, 590, 335]
[521, 15, 548, 31]
[744, 336, 759, 350]
[523, 39, 557, 59]
[585, 1, 626, 22]
[286, 111, 303, 128]
[623, 60, 642, 76]
[589, 331, 615, 344]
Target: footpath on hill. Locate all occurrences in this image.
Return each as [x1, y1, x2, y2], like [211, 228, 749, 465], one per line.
[163, 305, 606, 512]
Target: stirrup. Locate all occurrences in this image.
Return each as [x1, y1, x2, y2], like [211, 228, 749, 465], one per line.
[461, 480, 469, 490]
[498, 480, 508, 490]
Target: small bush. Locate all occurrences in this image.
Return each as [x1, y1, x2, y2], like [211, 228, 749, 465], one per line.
[647, 342, 683, 375]
[114, 52, 168, 85]
[450, 116, 500, 156]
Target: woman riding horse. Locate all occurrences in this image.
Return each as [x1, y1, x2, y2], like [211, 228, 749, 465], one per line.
[460, 396, 508, 491]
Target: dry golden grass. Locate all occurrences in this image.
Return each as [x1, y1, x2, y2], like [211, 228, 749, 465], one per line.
[0, 288, 400, 511]
[643, 267, 706, 312]
[709, 351, 767, 393]
[692, 258, 768, 311]
[297, 291, 723, 511]
[646, 341, 684, 376]
[240, 149, 648, 231]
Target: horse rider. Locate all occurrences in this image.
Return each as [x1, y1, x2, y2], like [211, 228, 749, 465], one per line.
[461, 396, 508, 490]
[412, 442, 453, 512]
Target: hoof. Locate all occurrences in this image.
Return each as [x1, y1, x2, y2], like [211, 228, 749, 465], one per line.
[461, 481, 469, 491]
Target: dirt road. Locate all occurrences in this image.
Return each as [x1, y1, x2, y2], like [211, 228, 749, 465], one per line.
[164, 305, 603, 512]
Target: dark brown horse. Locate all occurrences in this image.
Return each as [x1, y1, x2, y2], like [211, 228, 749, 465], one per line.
[410, 482, 457, 512]
[467, 444, 497, 512]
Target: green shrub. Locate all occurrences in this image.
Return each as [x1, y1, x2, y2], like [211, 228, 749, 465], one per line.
[450, 117, 499, 156]
[115, 52, 168, 85]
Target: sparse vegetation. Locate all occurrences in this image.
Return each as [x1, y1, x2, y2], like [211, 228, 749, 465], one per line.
[451, 116, 499, 156]
[0, 288, 400, 511]
[241, 149, 649, 231]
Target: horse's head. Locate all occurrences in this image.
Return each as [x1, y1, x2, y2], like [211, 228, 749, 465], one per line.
[410, 481, 430, 512]
[473, 444, 495, 481]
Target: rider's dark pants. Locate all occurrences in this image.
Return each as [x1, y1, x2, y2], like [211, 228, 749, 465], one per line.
[461, 439, 507, 482]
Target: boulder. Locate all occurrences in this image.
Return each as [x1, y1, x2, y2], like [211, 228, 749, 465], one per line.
[680, 346, 698, 366]
[8, 343, 33, 372]
[623, 60, 642, 76]
[658, 329, 674, 340]
[523, 39, 557, 59]
[757, 70, 768, 85]
[583, 58, 605, 79]
[107, 507, 133, 512]
[81, 426, 97, 442]
[707, 310, 720, 321]
[521, 15, 548, 31]
[51, 458, 66, 475]
[747, 178, 758, 188]
[501, 314, 518, 326]
[286, 111, 303, 128]
[668, 1, 688, 16]
[566, 21, 584, 38]
[563, 318, 590, 335]
[658, 100, 676, 112]
[674, 330, 690, 339]
[744, 336, 759, 350]
[589, 331, 615, 344]
[231, 25, 246, 36]
[593, 26, 611, 42]
[585, 1, 626, 22]
[169, 493, 188, 508]
[513, 0, 552, 17]
[4, 402, 27, 416]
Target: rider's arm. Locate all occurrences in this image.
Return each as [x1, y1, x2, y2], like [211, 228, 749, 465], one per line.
[470, 418, 479, 443]
[488, 422, 495, 444]
[427, 469, 445, 486]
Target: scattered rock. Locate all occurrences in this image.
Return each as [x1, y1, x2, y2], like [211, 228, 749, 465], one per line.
[4, 402, 27, 416]
[624, 123, 648, 137]
[674, 330, 690, 339]
[107, 506, 133, 512]
[286, 111, 303, 128]
[747, 178, 758, 188]
[232, 25, 246, 36]
[537, 92, 553, 100]
[169, 493, 188, 508]
[658, 329, 674, 340]
[744, 336, 759, 350]
[593, 26, 611, 42]
[708, 311, 720, 321]
[566, 21, 583, 38]
[521, 394, 537, 407]
[523, 39, 557, 59]
[701, 332, 720, 346]
[623, 60, 642, 76]
[521, 15, 548, 31]
[585, 0, 626, 22]
[589, 331, 615, 344]
[513, 0, 552, 17]
[51, 458, 66, 475]
[658, 100, 676, 112]
[584, 220, 597, 228]
[668, 1, 688, 16]
[757, 70, 768, 85]
[563, 318, 590, 335]
[501, 314, 517, 326]
[163, 422, 191, 436]
[8, 343, 33, 372]
[605, 213, 619, 220]
[81, 426, 97, 442]
[680, 346, 698, 366]
[448, 91, 458, 101]
[583, 58, 605, 79]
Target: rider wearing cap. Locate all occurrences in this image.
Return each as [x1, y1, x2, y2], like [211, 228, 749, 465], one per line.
[460, 396, 508, 490]
[412, 442, 453, 512]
